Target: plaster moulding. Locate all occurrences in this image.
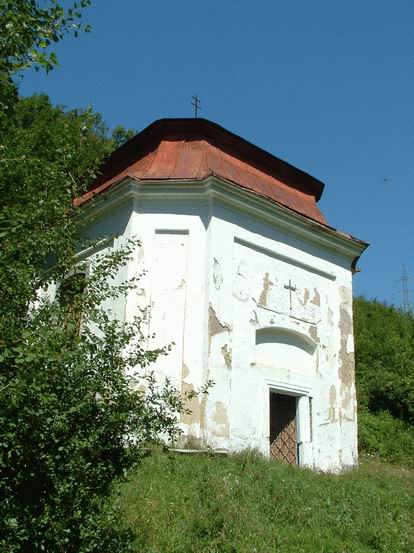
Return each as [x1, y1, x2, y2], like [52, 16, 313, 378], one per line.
[75, 175, 367, 267]
[234, 236, 336, 281]
[265, 377, 313, 397]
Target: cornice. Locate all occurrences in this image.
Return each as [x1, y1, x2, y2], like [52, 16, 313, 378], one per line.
[75, 175, 368, 266]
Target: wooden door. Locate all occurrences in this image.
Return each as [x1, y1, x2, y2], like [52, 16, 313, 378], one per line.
[269, 392, 297, 465]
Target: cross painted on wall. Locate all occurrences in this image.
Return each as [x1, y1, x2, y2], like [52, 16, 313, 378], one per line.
[284, 279, 297, 311]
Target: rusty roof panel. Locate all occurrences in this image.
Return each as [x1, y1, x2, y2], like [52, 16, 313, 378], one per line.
[142, 140, 176, 178]
[76, 118, 328, 224]
[204, 148, 224, 180]
[196, 148, 209, 179]
[169, 148, 202, 179]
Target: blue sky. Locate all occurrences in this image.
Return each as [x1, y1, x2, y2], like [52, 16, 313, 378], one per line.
[20, 1, 414, 306]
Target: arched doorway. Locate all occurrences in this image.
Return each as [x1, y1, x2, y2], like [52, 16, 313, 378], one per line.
[255, 327, 316, 465]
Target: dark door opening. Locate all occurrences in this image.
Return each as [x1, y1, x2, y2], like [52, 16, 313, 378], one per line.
[269, 392, 297, 465]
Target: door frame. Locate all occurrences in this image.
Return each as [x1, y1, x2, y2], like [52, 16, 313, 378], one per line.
[264, 378, 313, 466]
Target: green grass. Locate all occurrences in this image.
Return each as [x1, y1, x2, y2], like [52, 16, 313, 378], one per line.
[120, 451, 414, 553]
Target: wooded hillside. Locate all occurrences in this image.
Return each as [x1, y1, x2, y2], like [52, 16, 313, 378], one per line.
[354, 297, 414, 466]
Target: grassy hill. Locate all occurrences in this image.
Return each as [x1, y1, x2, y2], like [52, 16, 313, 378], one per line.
[118, 298, 414, 552]
[120, 451, 414, 553]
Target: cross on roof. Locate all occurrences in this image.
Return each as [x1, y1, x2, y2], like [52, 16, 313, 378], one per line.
[191, 94, 201, 118]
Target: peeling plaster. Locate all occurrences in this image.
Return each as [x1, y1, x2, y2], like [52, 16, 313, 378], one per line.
[309, 325, 319, 343]
[213, 401, 230, 437]
[213, 257, 223, 290]
[258, 272, 273, 306]
[338, 287, 355, 389]
[311, 288, 321, 306]
[338, 286, 356, 420]
[326, 384, 337, 423]
[303, 288, 310, 305]
[341, 386, 354, 412]
[315, 348, 321, 376]
[182, 362, 189, 379]
[180, 382, 201, 426]
[176, 278, 185, 290]
[221, 344, 232, 369]
[209, 305, 231, 341]
[327, 306, 334, 326]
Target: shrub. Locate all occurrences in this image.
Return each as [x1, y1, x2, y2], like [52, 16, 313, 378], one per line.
[354, 297, 414, 423]
[358, 411, 414, 468]
[0, 243, 197, 552]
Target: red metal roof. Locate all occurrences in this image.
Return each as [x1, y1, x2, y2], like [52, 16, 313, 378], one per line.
[75, 118, 327, 224]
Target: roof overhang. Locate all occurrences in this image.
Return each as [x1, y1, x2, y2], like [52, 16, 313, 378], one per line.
[76, 173, 368, 271]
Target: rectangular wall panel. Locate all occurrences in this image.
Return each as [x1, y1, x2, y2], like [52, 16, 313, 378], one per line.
[148, 231, 189, 389]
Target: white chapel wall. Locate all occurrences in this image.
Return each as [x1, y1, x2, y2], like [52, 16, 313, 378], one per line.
[202, 201, 357, 471]
[80, 185, 359, 472]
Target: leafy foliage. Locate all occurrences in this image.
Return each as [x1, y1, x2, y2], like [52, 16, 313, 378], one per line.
[354, 297, 414, 465]
[0, 242, 196, 552]
[0, 93, 134, 337]
[0, 0, 91, 110]
[354, 297, 414, 423]
[0, 2, 196, 551]
[358, 411, 414, 468]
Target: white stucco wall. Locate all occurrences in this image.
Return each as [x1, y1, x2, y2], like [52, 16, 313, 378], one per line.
[80, 177, 364, 472]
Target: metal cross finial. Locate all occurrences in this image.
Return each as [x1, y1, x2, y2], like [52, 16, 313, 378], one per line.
[191, 94, 201, 118]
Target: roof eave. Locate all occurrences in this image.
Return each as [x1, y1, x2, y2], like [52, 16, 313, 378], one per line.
[75, 174, 368, 264]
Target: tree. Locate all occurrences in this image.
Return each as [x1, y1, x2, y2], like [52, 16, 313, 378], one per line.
[0, 92, 136, 322]
[0, 0, 91, 110]
[0, 239, 193, 551]
[0, 0, 96, 326]
[0, 3, 200, 551]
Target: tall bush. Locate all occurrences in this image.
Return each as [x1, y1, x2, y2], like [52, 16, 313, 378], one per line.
[0, 2, 199, 550]
[0, 242, 193, 551]
[354, 297, 414, 423]
[354, 297, 414, 465]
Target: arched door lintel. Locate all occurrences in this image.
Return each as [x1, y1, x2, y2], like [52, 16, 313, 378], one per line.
[255, 325, 317, 355]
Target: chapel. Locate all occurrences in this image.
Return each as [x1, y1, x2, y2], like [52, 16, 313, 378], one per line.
[76, 118, 367, 472]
